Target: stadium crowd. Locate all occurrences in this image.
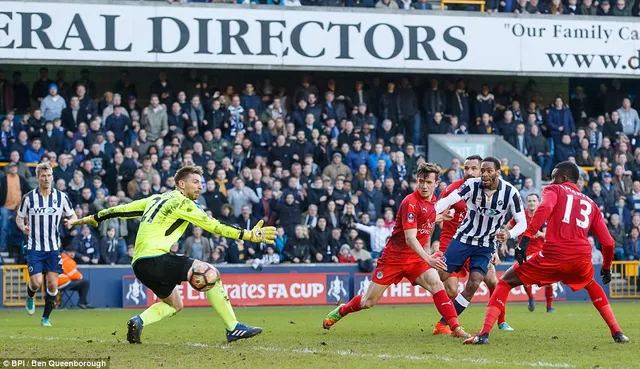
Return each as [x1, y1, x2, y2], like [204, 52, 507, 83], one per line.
[0, 67, 639, 268]
[158, 0, 640, 17]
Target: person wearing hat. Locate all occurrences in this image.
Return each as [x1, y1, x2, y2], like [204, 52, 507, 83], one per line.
[322, 152, 353, 182]
[338, 244, 356, 263]
[40, 83, 67, 122]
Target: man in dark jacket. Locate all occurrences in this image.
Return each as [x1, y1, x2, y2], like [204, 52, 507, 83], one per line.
[310, 217, 336, 263]
[283, 225, 311, 263]
[276, 193, 302, 236]
[397, 78, 419, 144]
[61, 96, 89, 134]
[0, 162, 30, 252]
[358, 180, 383, 220]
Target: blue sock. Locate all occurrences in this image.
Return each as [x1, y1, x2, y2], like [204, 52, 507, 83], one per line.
[439, 294, 470, 325]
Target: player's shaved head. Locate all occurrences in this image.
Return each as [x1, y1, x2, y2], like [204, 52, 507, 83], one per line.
[552, 161, 580, 184]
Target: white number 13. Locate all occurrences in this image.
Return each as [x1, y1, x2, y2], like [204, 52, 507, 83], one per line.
[562, 195, 592, 229]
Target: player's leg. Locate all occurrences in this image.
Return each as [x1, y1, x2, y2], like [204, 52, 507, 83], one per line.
[26, 251, 44, 316]
[524, 285, 535, 311]
[39, 251, 63, 326]
[584, 281, 628, 343]
[448, 246, 494, 322]
[128, 284, 182, 344]
[545, 285, 555, 312]
[443, 276, 459, 299]
[413, 269, 469, 338]
[485, 264, 511, 331]
[41, 271, 59, 327]
[323, 280, 388, 330]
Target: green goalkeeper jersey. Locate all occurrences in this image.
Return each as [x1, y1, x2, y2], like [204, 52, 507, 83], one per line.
[95, 190, 243, 264]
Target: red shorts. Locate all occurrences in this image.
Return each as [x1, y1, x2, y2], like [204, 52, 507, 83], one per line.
[515, 253, 594, 292]
[450, 260, 470, 279]
[372, 258, 429, 286]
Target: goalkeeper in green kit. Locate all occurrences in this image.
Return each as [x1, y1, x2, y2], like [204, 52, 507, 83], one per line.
[68, 165, 276, 344]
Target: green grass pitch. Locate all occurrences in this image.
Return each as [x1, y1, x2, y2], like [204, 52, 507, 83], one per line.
[0, 301, 637, 369]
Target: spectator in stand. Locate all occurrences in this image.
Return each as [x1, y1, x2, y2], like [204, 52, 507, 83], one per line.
[283, 225, 311, 263]
[354, 218, 390, 259]
[11, 72, 30, 114]
[590, 236, 603, 265]
[610, 196, 632, 230]
[601, 172, 620, 209]
[475, 84, 496, 123]
[611, 0, 631, 16]
[41, 121, 63, 154]
[58, 246, 95, 309]
[105, 105, 131, 144]
[72, 225, 99, 265]
[184, 226, 212, 262]
[40, 84, 66, 122]
[351, 238, 372, 261]
[510, 123, 530, 156]
[626, 181, 640, 213]
[31, 67, 53, 104]
[311, 217, 336, 263]
[506, 165, 526, 191]
[520, 177, 540, 200]
[598, 1, 612, 16]
[580, 0, 597, 14]
[0, 162, 29, 252]
[118, 244, 134, 265]
[547, 96, 576, 146]
[142, 94, 168, 142]
[24, 137, 45, 164]
[608, 213, 626, 260]
[624, 227, 640, 260]
[99, 227, 120, 265]
[338, 244, 356, 263]
[617, 98, 640, 138]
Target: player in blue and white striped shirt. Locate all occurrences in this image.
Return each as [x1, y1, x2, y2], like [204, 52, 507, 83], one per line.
[16, 163, 77, 327]
[434, 156, 527, 325]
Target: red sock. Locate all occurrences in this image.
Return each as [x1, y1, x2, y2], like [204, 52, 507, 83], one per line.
[339, 294, 363, 317]
[545, 285, 554, 309]
[585, 282, 621, 336]
[524, 285, 534, 300]
[433, 290, 460, 330]
[480, 280, 512, 335]
[488, 287, 506, 324]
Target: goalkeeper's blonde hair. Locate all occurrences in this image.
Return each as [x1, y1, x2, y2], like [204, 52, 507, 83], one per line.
[35, 163, 53, 177]
[175, 165, 203, 184]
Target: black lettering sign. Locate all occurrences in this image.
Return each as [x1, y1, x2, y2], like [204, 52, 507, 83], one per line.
[443, 26, 467, 62]
[17, 12, 56, 49]
[291, 21, 325, 58]
[0, 12, 14, 49]
[328, 22, 361, 60]
[364, 23, 402, 60]
[102, 15, 132, 52]
[194, 18, 212, 55]
[59, 13, 96, 51]
[218, 19, 252, 55]
[257, 20, 285, 57]
[149, 16, 189, 53]
[406, 25, 438, 61]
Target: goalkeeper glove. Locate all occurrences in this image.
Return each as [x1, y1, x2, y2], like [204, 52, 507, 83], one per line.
[69, 215, 99, 227]
[601, 268, 612, 284]
[515, 236, 529, 265]
[241, 220, 277, 245]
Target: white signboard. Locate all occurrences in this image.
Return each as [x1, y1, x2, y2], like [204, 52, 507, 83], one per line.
[1, 2, 639, 75]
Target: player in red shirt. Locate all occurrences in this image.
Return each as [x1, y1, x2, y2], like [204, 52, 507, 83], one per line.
[504, 193, 555, 313]
[433, 155, 513, 335]
[465, 162, 629, 344]
[322, 163, 470, 338]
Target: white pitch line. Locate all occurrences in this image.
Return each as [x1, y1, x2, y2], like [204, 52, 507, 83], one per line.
[0, 334, 583, 369]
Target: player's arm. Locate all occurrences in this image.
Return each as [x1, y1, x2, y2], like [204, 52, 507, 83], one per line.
[435, 179, 473, 214]
[16, 194, 31, 235]
[516, 187, 557, 264]
[404, 228, 446, 271]
[70, 197, 151, 227]
[176, 201, 276, 244]
[502, 192, 527, 240]
[590, 207, 616, 283]
[61, 193, 78, 228]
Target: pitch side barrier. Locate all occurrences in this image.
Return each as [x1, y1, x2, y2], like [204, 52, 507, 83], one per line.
[1, 264, 609, 308]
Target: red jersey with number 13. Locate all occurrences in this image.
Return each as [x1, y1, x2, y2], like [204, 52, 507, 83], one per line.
[523, 183, 614, 268]
[381, 190, 436, 263]
[438, 179, 467, 250]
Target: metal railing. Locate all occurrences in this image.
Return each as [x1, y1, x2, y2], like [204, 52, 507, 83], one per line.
[2, 265, 46, 307]
[609, 261, 639, 299]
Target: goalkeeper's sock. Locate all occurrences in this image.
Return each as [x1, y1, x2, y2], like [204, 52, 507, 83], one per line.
[488, 286, 506, 325]
[545, 285, 554, 309]
[433, 290, 460, 330]
[42, 289, 57, 319]
[139, 302, 177, 326]
[206, 279, 239, 331]
[479, 280, 511, 335]
[338, 294, 362, 316]
[585, 281, 621, 336]
[439, 293, 469, 325]
[27, 283, 37, 298]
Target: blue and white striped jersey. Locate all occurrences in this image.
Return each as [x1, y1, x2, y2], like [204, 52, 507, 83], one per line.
[17, 188, 75, 252]
[437, 178, 526, 248]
